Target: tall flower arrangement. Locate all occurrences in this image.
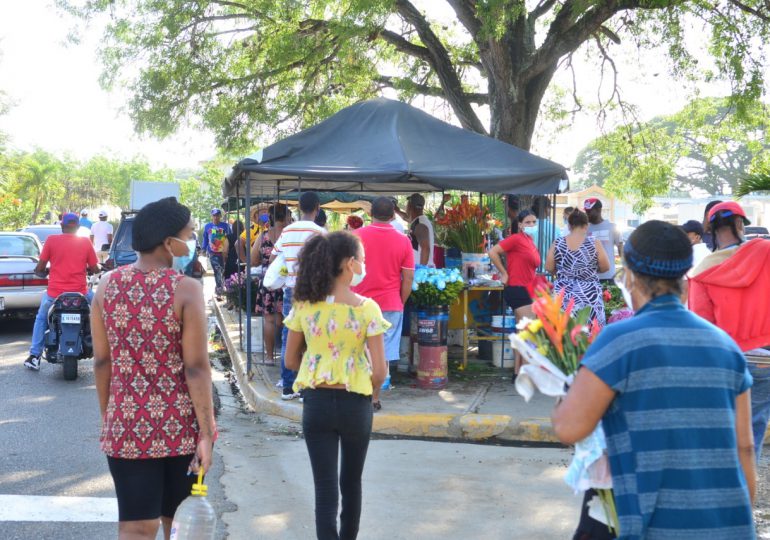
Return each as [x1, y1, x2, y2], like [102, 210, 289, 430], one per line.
[434, 200, 498, 253]
[224, 271, 258, 310]
[511, 288, 618, 536]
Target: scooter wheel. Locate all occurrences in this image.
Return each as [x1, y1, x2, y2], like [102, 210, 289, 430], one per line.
[63, 357, 78, 381]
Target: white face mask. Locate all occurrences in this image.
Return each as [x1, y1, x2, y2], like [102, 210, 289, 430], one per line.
[351, 260, 366, 287]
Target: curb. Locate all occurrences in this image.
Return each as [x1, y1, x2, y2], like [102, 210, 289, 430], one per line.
[213, 301, 559, 444]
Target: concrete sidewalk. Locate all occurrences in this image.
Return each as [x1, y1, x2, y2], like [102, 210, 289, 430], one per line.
[213, 301, 560, 444]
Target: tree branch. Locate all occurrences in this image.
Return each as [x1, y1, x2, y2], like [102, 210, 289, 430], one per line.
[728, 0, 770, 21]
[376, 75, 489, 104]
[395, 0, 487, 134]
[529, 0, 559, 21]
[445, 0, 482, 40]
[179, 13, 253, 34]
[378, 29, 432, 60]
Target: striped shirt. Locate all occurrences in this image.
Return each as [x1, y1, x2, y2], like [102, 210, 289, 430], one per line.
[271, 221, 325, 288]
[581, 295, 754, 540]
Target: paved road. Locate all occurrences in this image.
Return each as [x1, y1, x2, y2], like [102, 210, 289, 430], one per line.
[0, 316, 228, 540]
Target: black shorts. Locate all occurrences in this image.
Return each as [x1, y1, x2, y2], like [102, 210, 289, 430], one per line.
[107, 454, 197, 521]
[503, 285, 532, 312]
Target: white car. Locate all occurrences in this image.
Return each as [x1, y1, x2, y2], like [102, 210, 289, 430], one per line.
[0, 232, 47, 317]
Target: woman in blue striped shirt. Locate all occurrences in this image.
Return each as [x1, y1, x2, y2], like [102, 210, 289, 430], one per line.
[552, 220, 755, 540]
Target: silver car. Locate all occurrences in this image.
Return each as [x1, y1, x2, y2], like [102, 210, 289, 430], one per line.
[0, 232, 47, 317]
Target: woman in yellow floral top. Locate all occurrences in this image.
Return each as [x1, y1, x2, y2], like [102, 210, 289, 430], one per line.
[285, 231, 388, 540]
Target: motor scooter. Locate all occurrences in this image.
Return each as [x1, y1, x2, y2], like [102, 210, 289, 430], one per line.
[43, 292, 93, 381]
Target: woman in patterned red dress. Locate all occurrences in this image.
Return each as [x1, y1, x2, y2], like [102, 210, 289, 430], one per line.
[91, 197, 216, 540]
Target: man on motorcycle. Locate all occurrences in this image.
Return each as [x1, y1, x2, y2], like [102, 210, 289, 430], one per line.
[24, 213, 100, 371]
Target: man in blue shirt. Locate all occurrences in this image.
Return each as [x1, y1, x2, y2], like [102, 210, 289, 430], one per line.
[202, 208, 231, 295]
[552, 220, 755, 540]
[79, 210, 93, 230]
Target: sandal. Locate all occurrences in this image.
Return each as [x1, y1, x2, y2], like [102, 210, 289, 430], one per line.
[372, 401, 382, 412]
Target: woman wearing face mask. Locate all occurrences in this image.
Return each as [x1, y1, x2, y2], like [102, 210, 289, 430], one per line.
[284, 231, 388, 540]
[545, 209, 610, 326]
[489, 210, 541, 376]
[489, 210, 541, 318]
[690, 201, 770, 461]
[90, 197, 216, 540]
[553, 220, 755, 540]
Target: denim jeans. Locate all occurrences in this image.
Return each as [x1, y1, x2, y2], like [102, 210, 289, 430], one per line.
[748, 363, 770, 460]
[280, 287, 297, 389]
[30, 291, 94, 357]
[302, 389, 373, 540]
[209, 253, 225, 290]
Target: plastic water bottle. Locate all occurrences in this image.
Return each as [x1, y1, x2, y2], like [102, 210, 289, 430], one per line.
[170, 468, 217, 540]
[381, 372, 391, 391]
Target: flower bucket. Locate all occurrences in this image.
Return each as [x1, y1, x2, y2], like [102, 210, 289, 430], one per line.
[239, 314, 264, 353]
[416, 307, 449, 389]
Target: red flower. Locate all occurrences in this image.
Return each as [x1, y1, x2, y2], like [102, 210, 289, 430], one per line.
[603, 289, 612, 302]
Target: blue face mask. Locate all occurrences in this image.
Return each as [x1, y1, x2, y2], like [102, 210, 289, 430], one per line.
[523, 223, 539, 239]
[170, 237, 196, 271]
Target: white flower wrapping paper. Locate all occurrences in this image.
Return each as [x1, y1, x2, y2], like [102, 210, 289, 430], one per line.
[509, 331, 613, 494]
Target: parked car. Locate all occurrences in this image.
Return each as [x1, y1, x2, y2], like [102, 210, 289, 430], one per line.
[746, 226, 769, 240]
[0, 232, 47, 318]
[103, 212, 203, 279]
[20, 225, 62, 245]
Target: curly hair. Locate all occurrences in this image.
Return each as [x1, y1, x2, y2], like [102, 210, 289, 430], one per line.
[293, 231, 361, 303]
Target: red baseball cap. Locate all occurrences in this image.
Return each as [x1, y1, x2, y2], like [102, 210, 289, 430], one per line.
[707, 201, 750, 225]
[583, 198, 601, 210]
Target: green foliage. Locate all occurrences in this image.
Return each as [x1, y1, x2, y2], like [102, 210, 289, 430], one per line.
[736, 172, 770, 197]
[60, 0, 770, 156]
[574, 97, 770, 212]
[410, 279, 464, 308]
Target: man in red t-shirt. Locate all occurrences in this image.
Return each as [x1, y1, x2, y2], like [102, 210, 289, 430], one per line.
[352, 197, 415, 410]
[24, 213, 99, 371]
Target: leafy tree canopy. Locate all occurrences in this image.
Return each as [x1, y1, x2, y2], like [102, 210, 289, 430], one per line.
[60, 0, 770, 156]
[573, 97, 770, 212]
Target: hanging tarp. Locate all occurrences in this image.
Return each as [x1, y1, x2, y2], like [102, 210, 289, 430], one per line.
[223, 98, 568, 197]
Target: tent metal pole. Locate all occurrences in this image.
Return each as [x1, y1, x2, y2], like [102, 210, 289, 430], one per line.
[245, 174, 253, 376]
[235, 180, 242, 342]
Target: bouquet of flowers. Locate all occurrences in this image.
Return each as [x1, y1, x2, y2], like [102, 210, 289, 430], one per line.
[511, 289, 618, 535]
[602, 282, 634, 323]
[434, 199, 499, 253]
[410, 266, 465, 307]
[224, 270, 258, 310]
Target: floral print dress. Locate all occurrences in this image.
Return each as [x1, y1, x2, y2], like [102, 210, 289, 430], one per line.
[284, 297, 390, 396]
[255, 231, 283, 315]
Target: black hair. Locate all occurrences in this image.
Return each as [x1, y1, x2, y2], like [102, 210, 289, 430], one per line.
[314, 208, 327, 227]
[299, 191, 320, 214]
[133, 197, 191, 252]
[371, 196, 395, 221]
[567, 209, 588, 229]
[269, 203, 288, 227]
[517, 209, 535, 223]
[563, 206, 575, 216]
[531, 195, 551, 218]
[507, 195, 520, 212]
[709, 211, 744, 252]
[232, 219, 245, 237]
[294, 231, 361, 303]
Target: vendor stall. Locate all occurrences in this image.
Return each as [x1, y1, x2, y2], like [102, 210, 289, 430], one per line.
[222, 97, 568, 377]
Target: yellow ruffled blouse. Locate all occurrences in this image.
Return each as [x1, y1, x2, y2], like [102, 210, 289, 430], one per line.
[285, 297, 391, 396]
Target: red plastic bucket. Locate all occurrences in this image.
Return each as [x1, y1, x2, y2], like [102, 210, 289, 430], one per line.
[417, 345, 448, 389]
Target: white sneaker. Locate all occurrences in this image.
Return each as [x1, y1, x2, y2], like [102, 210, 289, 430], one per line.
[24, 355, 41, 371]
[281, 388, 299, 400]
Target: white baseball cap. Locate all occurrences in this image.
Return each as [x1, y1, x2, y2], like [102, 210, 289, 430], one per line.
[80, 209, 88, 216]
[98, 210, 108, 218]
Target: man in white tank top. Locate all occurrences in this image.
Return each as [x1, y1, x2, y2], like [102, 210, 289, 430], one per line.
[397, 193, 434, 267]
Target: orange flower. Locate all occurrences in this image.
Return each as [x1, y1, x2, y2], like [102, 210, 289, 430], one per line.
[532, 289, 571, 356]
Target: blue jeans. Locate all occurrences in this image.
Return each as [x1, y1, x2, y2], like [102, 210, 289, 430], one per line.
[280, 287, 297, 389]
[209, 253, 225, 290]
[749, 364, 770, 460]
[381, 311, 404, 362]
[30, 291, 94, 357]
